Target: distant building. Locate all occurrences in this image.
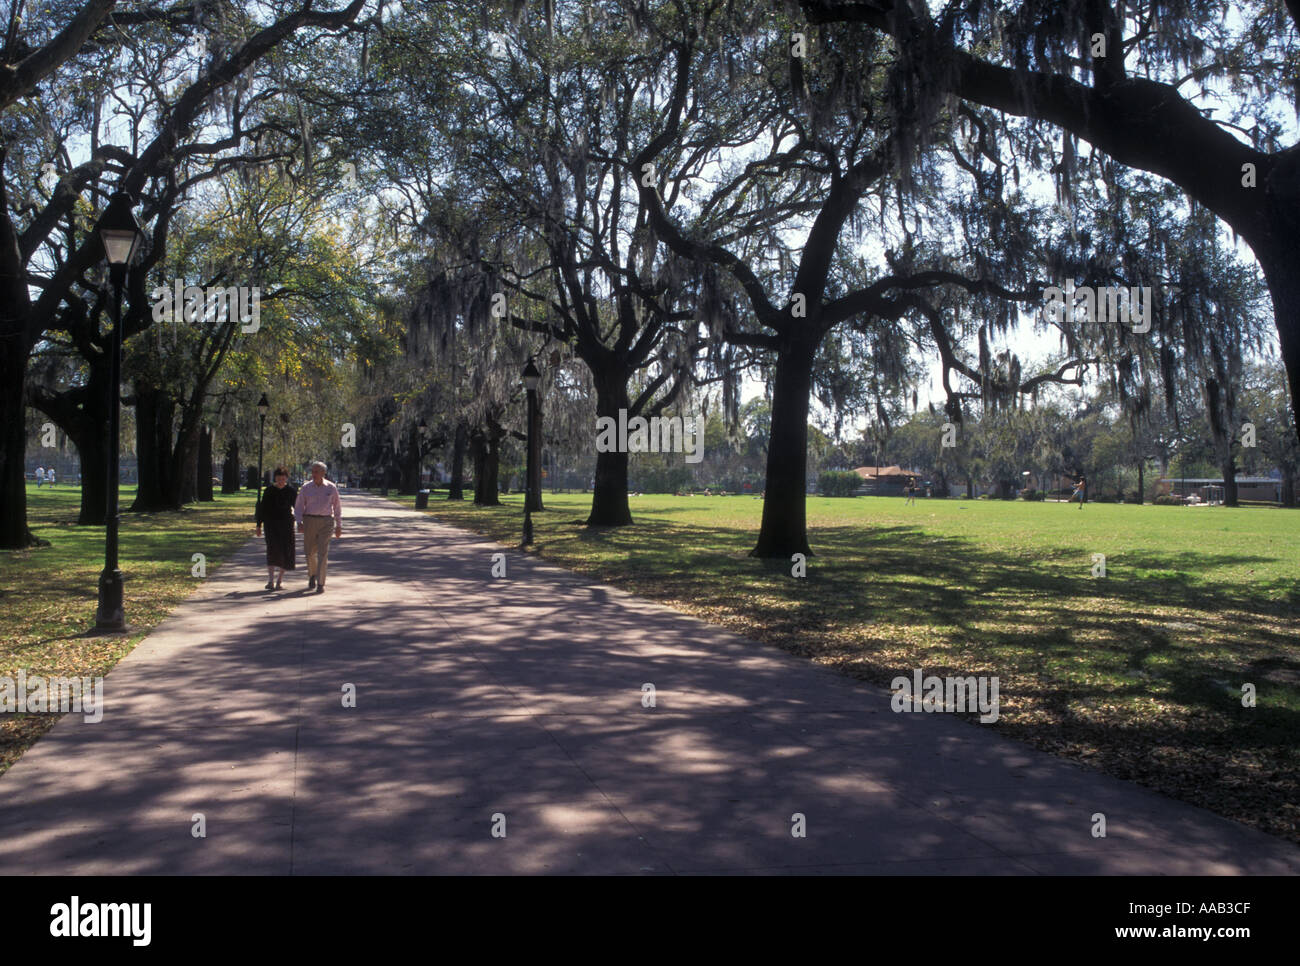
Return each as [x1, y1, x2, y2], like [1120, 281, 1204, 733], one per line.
[1156, 477, 1282, 504]
[852, 465, 923, 496]
[26, 439, 139, 484]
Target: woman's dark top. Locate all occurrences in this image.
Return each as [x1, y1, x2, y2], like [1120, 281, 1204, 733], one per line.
[255, 483, 297, 526]
[257, 483, 297, 570]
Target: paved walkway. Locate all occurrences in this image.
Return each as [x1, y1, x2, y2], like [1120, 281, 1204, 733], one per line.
[2, 492, 1297, 874]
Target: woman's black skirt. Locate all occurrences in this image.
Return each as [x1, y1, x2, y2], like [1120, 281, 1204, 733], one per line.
[264, 519, 296, 569]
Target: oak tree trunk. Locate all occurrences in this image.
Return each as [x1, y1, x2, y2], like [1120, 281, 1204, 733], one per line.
[131, 384, 179, 511]
[222, 439, 240, 494]
[1222, 457, 1238, 507]
[0, 345, 35, 548]
[447, 421, 467, 500]
[751, 337, 817, 558]
[587, 371, 632, 526]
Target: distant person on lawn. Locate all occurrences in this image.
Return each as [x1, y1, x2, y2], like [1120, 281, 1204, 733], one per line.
[255, 467, 297, 590]
[295, 460, 342, 593]
[46, 467, 54, 486]
[35, 466, 44, 487]
[1069, 475, 1087, 508]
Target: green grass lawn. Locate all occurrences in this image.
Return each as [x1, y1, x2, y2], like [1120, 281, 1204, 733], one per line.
[391, 489, 1300, 844]
[0, 484, 258, 774]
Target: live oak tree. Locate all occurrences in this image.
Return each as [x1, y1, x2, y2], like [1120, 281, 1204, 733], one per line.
[1239, 361, 1299, 505]
[1055, 160, 1278, 507]
[1, 0, 368, 548]
[389, 2, 712, 526]
[125, 161, 375, 511]
[628, 2, 1096, 556]
[1163, 209, 1272, 506]
[329, 1, 534, 505]
[1, 0, 129, 540]
[9, 3, 245, 526]
[385, 175, 535, 505]
[802, 0, 1300, 447]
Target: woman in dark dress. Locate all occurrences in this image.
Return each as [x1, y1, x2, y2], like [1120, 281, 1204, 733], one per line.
[255, 467, 297, 589]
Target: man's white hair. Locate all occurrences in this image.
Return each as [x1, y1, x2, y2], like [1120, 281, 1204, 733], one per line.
[310, 460, 327, 473]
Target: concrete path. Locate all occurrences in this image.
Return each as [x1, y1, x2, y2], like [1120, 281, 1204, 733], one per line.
[2, 492, 1297, 874]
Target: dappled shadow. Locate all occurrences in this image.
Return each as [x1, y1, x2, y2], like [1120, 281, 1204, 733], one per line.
[401, 496, 1300, 843]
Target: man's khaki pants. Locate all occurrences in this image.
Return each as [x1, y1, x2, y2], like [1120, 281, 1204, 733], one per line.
[303, 516, 335, 583]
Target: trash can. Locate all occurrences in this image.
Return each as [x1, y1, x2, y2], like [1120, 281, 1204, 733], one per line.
[415, 489, 429, 509]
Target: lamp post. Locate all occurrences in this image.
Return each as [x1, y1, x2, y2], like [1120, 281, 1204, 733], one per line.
[94, 192, 144, 632]
[522, 359, 540, 546]
[417, 418, 428, 488]
[255, 393, 269, 518]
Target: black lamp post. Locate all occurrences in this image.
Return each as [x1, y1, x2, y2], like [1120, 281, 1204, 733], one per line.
[255, 393, 269, 517]
[521, 359, 540, 546]
[94, 192, 144, 632]
[417, 418, 428, 488]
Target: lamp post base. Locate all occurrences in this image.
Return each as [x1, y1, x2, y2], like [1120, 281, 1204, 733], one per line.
[94, 568, 126, 631]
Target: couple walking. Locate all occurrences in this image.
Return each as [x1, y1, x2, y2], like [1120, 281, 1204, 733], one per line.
[254, 461, 343, 593]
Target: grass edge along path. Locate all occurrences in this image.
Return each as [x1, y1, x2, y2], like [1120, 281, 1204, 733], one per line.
[0, 485, 260, 776]
[387, 489, 1300, 847]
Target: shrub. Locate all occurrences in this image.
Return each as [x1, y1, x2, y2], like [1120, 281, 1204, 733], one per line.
[634, 466, 692, 493]
[1153, 494, 1184, 506]
[818, 470, 863, 497]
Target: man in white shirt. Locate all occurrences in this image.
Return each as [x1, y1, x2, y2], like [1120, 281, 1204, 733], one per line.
[294, 460, 343, 592]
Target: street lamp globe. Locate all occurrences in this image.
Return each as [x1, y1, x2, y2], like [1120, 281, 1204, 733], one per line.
[522, 359, 540, 391]
[97, 192, 144, 267]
